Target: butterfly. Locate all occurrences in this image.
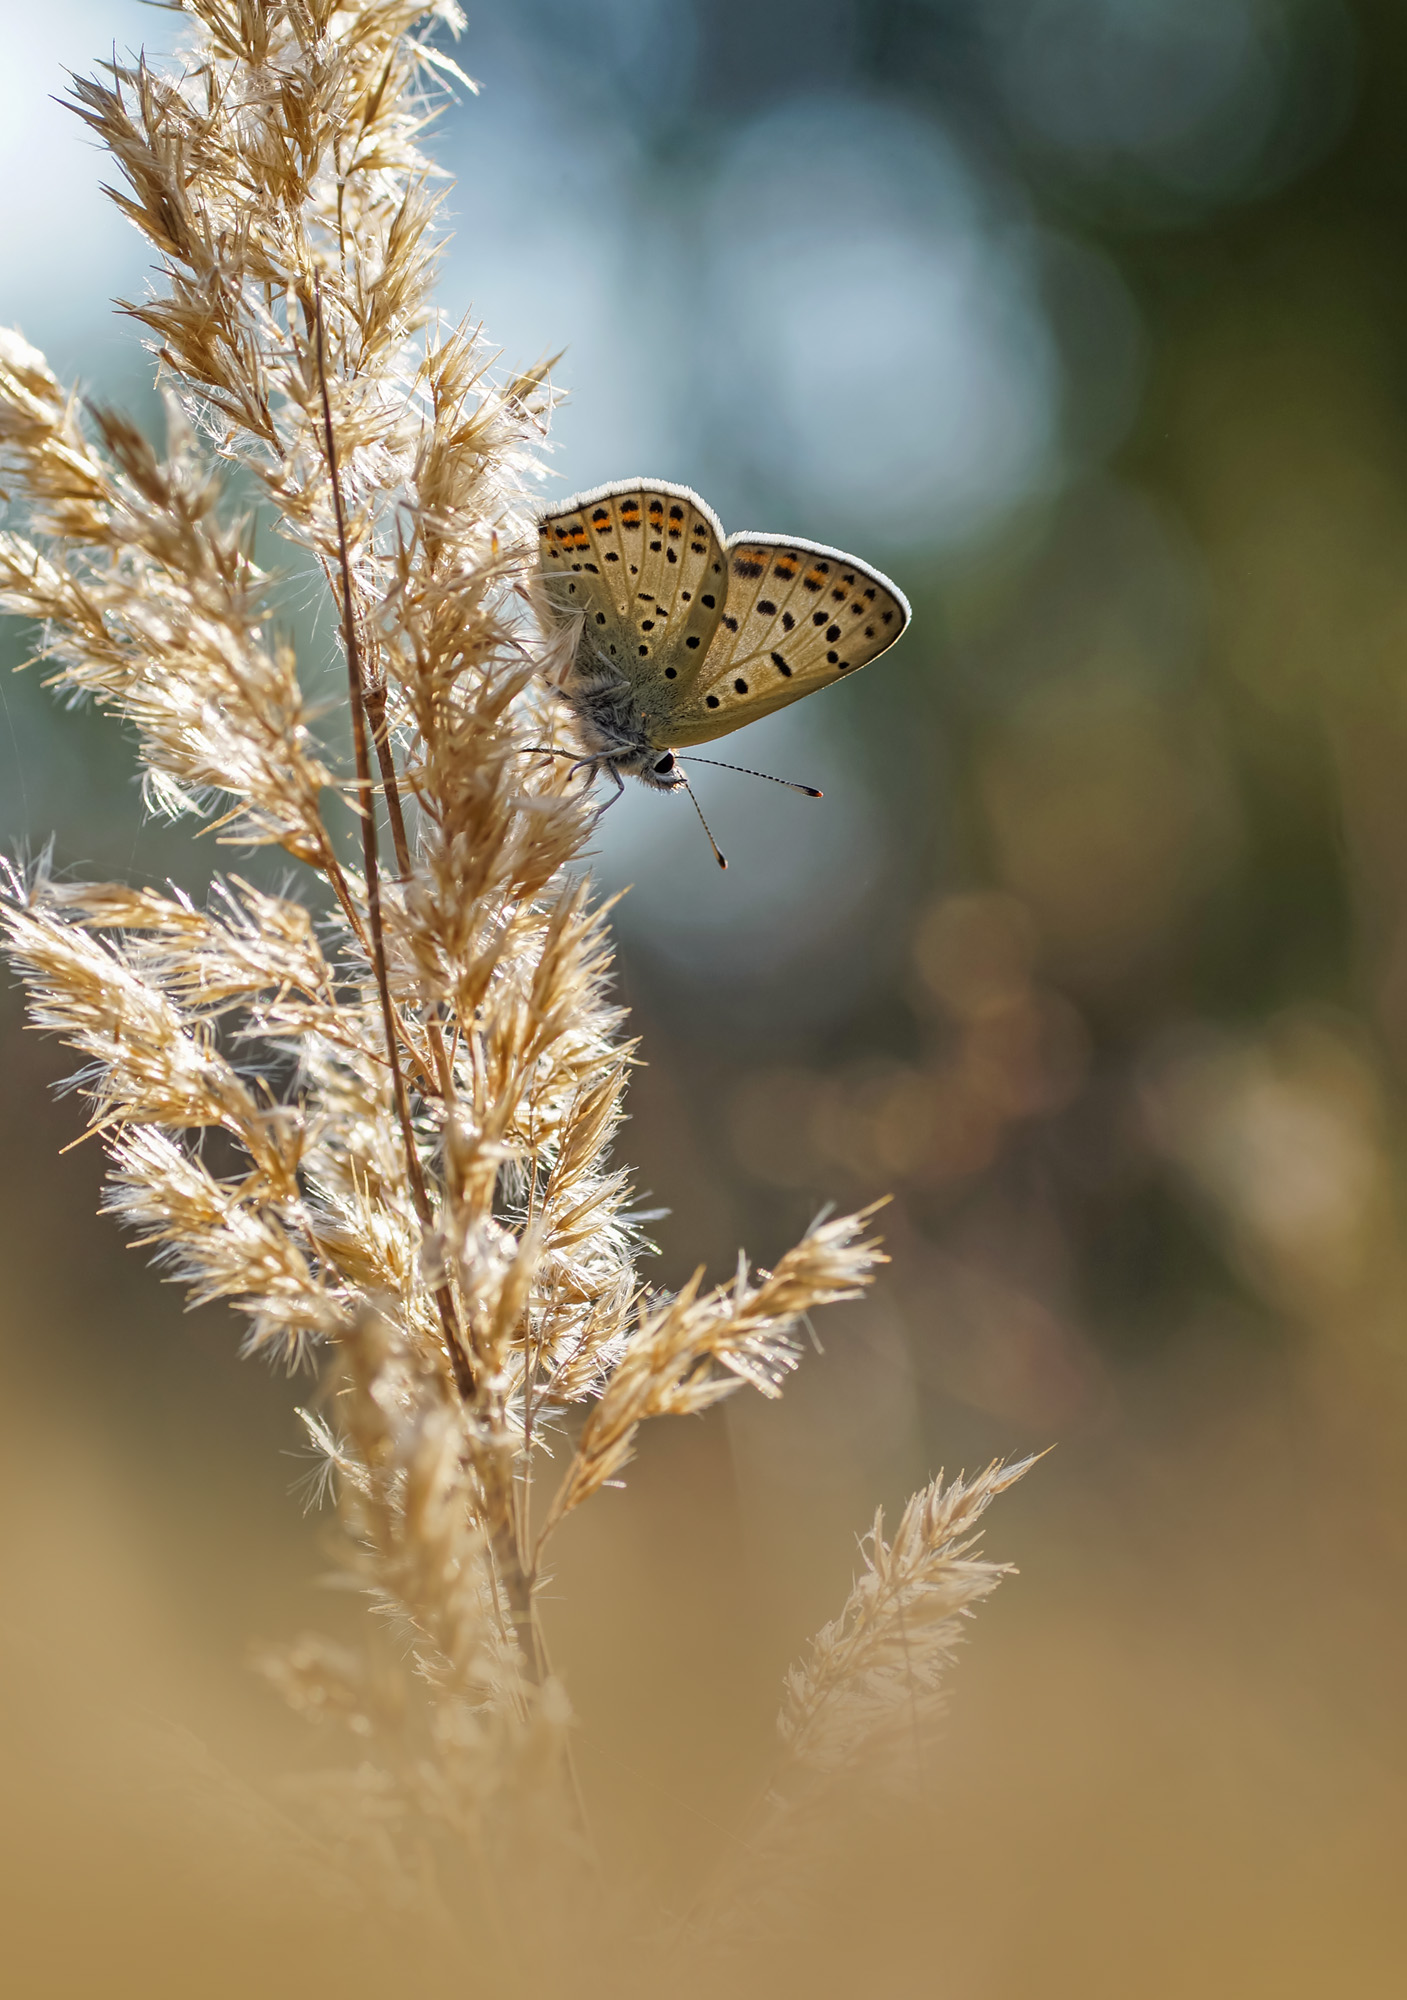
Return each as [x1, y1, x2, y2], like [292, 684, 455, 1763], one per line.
[533, 479, 911, 862]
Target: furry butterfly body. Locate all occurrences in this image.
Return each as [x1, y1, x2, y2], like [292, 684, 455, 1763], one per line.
[535, 479, 911, 796]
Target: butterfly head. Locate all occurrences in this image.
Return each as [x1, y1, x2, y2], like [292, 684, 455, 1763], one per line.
[628, 746, 687, 793]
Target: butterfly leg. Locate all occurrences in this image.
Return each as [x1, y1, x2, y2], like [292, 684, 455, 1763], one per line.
[564, 753, 626, 800]
[583, 763, 627, 831]
[575, 772, 619, 844]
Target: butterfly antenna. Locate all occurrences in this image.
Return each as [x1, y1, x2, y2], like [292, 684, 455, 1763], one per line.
[678, 771, 727, 870]
[678, 756, 822, 798]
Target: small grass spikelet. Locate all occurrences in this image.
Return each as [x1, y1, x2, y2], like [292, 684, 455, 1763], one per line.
[777, 1455, 1037, 1783]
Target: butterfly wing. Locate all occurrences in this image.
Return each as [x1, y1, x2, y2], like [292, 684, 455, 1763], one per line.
[657, 532, 911, 749]
[536, 481, 727, 709]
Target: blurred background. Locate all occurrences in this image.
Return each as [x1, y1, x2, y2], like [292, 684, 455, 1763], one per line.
[4, 1, 1407, 1993]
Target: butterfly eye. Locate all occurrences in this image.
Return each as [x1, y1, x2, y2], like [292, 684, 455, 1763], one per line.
[653, 753, 675, 776]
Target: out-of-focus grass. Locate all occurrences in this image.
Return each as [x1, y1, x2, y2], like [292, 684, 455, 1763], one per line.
[5, 979, 1407, 1997]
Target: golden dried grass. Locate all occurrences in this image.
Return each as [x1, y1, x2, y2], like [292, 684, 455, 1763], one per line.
[0, 0, 1027, 1959]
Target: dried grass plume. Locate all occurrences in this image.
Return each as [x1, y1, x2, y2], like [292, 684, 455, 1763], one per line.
[0, 0, 1031, 1948]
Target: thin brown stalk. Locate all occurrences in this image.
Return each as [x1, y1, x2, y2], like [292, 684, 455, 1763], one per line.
[312, 274, 470, 1398]
[364, 677, 414, 876]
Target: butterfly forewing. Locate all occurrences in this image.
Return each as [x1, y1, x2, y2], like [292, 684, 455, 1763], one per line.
[659, 533, 911, 748]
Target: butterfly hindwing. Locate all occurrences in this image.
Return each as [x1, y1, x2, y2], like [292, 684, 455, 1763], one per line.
[631, 489, 728, 671]
[536, 490, 633, 670]
[659, 532, 911, 749]
[537, 481, 726, 710]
